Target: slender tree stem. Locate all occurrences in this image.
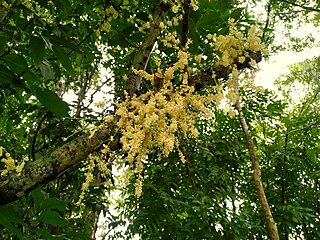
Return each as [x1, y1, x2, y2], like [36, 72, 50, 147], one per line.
[181, 0, 191, 47]
[235, 97, 280, 240]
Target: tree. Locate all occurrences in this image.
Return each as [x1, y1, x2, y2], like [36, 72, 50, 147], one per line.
[0, 0, 319, 239]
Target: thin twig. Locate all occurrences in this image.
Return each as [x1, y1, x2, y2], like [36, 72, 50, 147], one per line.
[262, 0, 272, 41]
[279, 0, 320, 13]
[31, 112, 49, 161]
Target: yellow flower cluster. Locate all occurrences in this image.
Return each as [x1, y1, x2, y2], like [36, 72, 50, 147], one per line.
[161, 32, 181, 49]
[77, 155, 95, 205]
[77, 152, 112, 205]
[94, 100, 106, 108]
[212, 19, 268, 115]
[215, 19, 268, 68]
[105, 6, 119, 19]
[191, 0, 199, 11]
[0, 147, 29, 176]
[20, 0, 55, 20]
[116, 51, 213, 197]
[102, 22, 111, 33]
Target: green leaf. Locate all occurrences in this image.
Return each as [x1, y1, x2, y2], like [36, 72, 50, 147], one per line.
[40, 61, 56, 80]
[196, 10, 221, 29]
[0, 220, 24, 239]
[23, 70, 41, 87]
[0, 206, 25, 239]
[41, 197, 67, 212]
[0, 206, 24, 225]
[2, 54, 28, 75]
[34, 86, 70, 117]
[0, 31, 13, 53]
[31, 228, 55, 239]
[218, 0, 230, 13]
[0, 64, 14, 84]
[109, 33, 130, 47]
[30, 36, 45, 68]
[37, 209, 69, 226]
[199, 0, 213, 9]
[29, 188, 44, 210]
[52, 45, 74, 75]
[52, 0, 72, 16]
[48, 35, 81, 53]
[230, 8, 243, 21]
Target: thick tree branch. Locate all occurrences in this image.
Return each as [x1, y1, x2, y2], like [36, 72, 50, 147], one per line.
[189, 51, 262, 90]
[124, 3, 170, 96]
[235, 97, 279, 240]
[0, 122, 120, 206]
[0, 54, 263, 207]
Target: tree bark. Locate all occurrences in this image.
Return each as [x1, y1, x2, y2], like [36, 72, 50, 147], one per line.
[235, 99, 280, 240]
[0, 124, 119, 206]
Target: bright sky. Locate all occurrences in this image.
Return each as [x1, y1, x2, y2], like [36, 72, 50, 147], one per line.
[255, 47, 320, 90]
[255, 15, 320, 90]
[250, 0, 320, 90]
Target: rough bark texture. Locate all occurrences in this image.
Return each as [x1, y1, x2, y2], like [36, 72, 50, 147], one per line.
[181, 0, 191, 47]
[124, 2, 170, 97]
[0, 124, 118, 206]
[189, 51, 262, 90]
[235, 99, 280, 240]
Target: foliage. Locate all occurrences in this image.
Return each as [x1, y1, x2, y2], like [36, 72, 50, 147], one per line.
[0, 0, 320, 239]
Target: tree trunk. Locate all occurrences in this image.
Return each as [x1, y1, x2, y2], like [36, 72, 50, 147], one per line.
[235, 99, 280, 240]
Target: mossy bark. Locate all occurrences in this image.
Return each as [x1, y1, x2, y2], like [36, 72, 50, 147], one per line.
[0, 124, 118, 206]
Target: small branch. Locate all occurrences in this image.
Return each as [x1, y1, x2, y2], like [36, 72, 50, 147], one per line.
[75, 19, 105, 50]
[299, 87, 320, 116]
[262, 0, 272, 41]
[46, 19, 106, 62]
[234, 94, 279, 239]
[75, 73, 85, 117]
[281, 130, 289, 239]
[74, 64, 98, 117]
[181, 0, 191, 47]
[0, 8, 13, 31]
[31, 112, 49, 161]
[278, 0, 320, 13]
